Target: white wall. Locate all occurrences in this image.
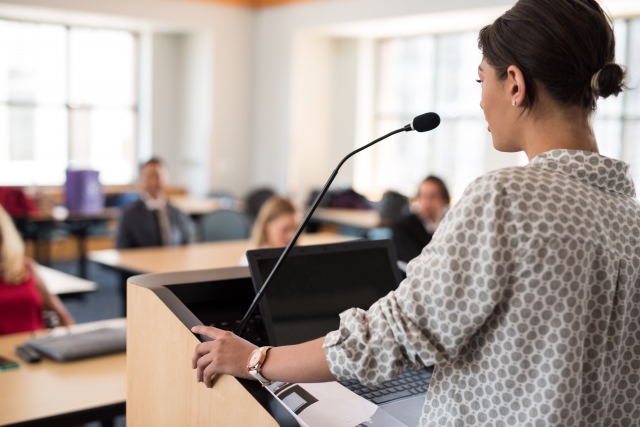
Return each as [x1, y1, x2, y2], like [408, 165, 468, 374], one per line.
[150, 34, 181, 182]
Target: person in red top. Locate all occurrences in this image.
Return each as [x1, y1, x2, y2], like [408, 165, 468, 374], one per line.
[0, 187, 39, 219]
[0, 205, 73, 335]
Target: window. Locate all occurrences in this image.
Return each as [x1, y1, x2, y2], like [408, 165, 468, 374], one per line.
[0, 19, 137, 186]
[360, 18, 640, 201]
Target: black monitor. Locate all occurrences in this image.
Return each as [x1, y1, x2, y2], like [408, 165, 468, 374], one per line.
[246, 239, 402, 346]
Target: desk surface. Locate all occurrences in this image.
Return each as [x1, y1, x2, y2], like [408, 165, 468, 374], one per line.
[37, 265, 97, 295]
[312, 208, 382, 230]
[27, 208, 119, 223]
[0, 319, 126, 426]
[88, 232, 355, 274]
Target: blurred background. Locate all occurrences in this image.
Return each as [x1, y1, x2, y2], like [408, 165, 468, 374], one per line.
[0, 0, 638, 205]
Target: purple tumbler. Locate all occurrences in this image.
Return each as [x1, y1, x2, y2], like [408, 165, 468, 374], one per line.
[64, 170, 105, 214]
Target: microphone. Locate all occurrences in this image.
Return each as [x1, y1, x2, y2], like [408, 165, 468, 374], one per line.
[235, 112, 441, 336]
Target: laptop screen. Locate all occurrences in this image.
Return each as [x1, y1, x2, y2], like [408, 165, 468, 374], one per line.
[246, 240, 401, 346]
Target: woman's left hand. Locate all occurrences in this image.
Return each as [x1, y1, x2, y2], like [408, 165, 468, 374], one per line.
[191, 325, 258, 387]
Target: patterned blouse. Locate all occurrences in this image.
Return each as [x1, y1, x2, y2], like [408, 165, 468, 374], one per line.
[324, 150, 640, 427]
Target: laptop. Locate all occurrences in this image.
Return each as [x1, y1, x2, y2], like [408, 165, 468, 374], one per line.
[246, 239, 432, 427]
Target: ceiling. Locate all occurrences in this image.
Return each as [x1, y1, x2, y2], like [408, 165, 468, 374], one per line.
[187, 0, 320, 8]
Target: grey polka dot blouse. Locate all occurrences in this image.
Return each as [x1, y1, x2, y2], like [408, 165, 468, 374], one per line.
[324, 150, 640, 426]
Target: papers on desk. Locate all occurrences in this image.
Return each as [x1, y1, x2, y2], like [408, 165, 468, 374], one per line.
[266, 381, 408, 427]
[37, 265, 97, 295]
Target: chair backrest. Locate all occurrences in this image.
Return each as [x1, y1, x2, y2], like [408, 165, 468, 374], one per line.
[200, 210, 250, 242]
[377, 190, 410, 225]
[245, 188, 276, 220]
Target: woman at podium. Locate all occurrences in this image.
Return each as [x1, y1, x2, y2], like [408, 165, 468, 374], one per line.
[192, 1, 640, 425]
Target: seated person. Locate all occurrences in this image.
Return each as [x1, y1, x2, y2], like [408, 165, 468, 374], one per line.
[116, 158, 194, 249]
[239, 197, 299, 266]
[391, 176, 450, 263]
[0, 186, 40, 237]
[0, 206, 74, 335]
[0, 187, 39, 219]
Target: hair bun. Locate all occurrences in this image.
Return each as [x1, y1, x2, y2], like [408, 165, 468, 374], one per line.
[594, 62, 626, 99]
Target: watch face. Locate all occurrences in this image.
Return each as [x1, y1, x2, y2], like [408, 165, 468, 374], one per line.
[249, 350, 261, 366]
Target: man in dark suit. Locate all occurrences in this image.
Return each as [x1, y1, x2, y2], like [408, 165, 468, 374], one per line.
[116, 158, 193, 249]
[391, 176, 450, 264]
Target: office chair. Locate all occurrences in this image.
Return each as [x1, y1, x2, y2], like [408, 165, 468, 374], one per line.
[200, 210, 251, 242]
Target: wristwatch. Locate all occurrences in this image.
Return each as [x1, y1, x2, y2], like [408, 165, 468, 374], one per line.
[247, 346, 274, 386]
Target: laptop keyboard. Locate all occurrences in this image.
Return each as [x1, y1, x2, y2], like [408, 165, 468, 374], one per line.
[339, 368, 433, 405]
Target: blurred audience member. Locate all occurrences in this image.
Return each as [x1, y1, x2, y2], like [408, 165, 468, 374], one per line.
[392, 176, 450, 263]
[240, 197, 299, 266]
[116, 158, 193, 249]
[0, 206, 74, 335]
[0, 186, 40, 238]
[0, 187, 39, 219]
[245, 187, 276, 223]
[378, 190, 410, 226]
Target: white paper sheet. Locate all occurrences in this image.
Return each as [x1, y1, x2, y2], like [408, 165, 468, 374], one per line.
[266, 381, 378, 427]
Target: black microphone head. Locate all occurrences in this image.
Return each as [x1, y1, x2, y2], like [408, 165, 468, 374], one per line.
[412, 112, 441, 133]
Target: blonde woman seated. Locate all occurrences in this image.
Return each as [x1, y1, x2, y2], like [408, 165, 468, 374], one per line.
[0, 206, 74, 335]
[239, 197, 299, 266]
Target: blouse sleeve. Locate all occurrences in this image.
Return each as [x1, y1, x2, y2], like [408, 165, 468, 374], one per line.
[323, 173, 515, 386]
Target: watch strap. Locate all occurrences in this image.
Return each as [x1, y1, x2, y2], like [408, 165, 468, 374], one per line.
[249, 369, 273, 386]
[248, 346, 274, 386]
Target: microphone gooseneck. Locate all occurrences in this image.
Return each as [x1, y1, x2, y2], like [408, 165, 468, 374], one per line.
[235, 113, 441, 336]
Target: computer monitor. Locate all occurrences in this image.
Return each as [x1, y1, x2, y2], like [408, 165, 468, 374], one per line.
[246, 239, 402, 346]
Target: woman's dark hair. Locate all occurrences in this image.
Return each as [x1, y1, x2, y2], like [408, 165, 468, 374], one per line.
[478, 0, 626, 111]
[422, 176, 451, 206]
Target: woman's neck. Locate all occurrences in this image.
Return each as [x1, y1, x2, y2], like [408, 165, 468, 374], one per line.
[520, 101, 598, 161]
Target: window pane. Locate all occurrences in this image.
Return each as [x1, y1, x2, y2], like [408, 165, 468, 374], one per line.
[0, 20, 66, 104]
[9, 106, 35, 160]
[376, 36, 435, 120]
[626, 19, 640, 119]
[0, 20, 138, 186]
[69, 28, 136, 106]
[435, 32, 483, 119]
[593, 119, 623, 159]
[623, 120, 640, 184]
[363, 32, 487, 201]
[429, 119, 488, 199]
[372, 117, 432, 197]
[69, 108, 137, 184]
[593, 19, 627, 120]
[0, 106, 68, 185]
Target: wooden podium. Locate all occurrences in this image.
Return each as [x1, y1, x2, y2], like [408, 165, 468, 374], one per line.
[127, 267, 300, 426]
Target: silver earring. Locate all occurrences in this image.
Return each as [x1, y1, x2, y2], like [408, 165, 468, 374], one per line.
[512, 100, 516, 106]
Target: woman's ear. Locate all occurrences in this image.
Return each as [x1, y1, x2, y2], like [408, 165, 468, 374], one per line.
[506, 65, 527, 107]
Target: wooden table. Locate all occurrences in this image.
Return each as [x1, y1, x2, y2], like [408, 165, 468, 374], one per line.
[88, 232, 354, 275]
[37, 265, 98, 296]
[312, 208, 383, 230]
[0, 319, 126, 427]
